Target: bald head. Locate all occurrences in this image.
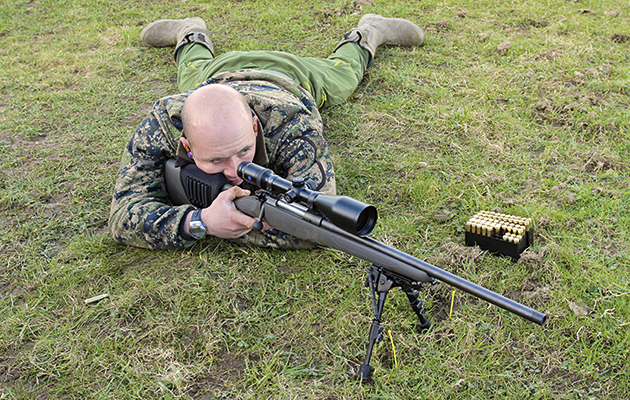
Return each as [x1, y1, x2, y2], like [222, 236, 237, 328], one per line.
[179, 84, 258, 184]
[182, 84, 252, 145]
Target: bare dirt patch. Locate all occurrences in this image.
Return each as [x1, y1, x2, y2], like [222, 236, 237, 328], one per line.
[611, 33, 629, 43]
[314, 0, 372, 23]
[185, 349, 249, 398]
[432, 239, 485, 270]
[582, 150, 626, 173]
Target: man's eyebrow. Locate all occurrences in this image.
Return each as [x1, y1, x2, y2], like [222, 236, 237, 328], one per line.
[207, 146, 252, 163]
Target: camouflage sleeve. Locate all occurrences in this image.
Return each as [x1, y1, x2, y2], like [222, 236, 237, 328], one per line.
[278, 131, 336, 195]
[270, 116, 337, 196]
[108, 117, 196, 249]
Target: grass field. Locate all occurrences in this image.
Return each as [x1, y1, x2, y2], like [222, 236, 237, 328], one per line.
[1, 0, 629, 398]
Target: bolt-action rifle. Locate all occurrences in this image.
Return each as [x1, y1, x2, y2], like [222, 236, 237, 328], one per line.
[164, 160, 547, 380]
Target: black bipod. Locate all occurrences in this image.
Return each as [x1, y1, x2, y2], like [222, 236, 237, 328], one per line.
[357, 265, 437, 381]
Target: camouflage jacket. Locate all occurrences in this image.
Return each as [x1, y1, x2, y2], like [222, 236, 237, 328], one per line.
[109, 69, 336, 249]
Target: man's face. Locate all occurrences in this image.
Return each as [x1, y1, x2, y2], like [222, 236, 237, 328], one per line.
[182, 115, 258, 186]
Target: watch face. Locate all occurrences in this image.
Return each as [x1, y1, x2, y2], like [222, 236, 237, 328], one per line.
[189, 209, 207, 239]
[189, 221, 206, 238]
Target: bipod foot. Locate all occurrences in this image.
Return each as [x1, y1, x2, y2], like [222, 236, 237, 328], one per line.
[417, 317, 431, 331]
[357, 363, 373, 382]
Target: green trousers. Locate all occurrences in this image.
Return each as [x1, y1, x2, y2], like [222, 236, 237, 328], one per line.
[176, 42, 370, 109]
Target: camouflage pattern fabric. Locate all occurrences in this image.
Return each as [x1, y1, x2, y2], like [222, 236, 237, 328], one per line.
[109, 69, 335, 249]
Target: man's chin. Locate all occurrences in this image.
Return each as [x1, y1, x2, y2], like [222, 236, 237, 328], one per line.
[230, 178, 243, 186]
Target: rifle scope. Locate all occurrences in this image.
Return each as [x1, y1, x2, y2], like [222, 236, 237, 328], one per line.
[237, 162, 377, 237]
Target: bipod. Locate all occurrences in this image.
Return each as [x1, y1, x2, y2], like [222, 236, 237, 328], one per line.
[357, 265, 436, 381]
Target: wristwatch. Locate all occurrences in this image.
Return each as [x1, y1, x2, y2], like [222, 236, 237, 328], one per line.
[188, 208, 207, 239]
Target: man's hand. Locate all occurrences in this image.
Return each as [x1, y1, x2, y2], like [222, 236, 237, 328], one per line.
[202, 186, 257, 238]
[183, 186, 271, 239]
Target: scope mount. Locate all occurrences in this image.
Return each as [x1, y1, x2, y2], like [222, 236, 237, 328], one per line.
[281, 176, 318, 206]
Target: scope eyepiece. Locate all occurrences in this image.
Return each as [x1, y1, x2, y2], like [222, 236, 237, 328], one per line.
[237, 162, 377, 236]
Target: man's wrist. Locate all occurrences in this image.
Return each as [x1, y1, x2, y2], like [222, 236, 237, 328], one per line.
[180, 207, 196, 239]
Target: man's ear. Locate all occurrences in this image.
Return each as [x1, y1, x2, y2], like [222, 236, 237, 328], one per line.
[253, 115, 259, 136]
[180, 137, 193, 158]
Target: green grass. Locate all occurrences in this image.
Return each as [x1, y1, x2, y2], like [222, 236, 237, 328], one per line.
[1, 0, 629, 398]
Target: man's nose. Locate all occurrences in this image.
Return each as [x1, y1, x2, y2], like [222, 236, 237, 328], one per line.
[223, 157, 239, 178]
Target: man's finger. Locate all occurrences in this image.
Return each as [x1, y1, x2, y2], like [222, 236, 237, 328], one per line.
[233, 213, 257, 230]
[233, 186, 251, 198]
[218, 186, 250, 202]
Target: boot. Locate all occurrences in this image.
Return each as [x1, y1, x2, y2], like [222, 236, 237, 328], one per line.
[140, 17, 214, 57]
[335, 14, 424, 65]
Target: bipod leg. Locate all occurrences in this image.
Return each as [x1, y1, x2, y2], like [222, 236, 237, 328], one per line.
[400, 282, 431, 331]
[358, 266, 393, 381]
